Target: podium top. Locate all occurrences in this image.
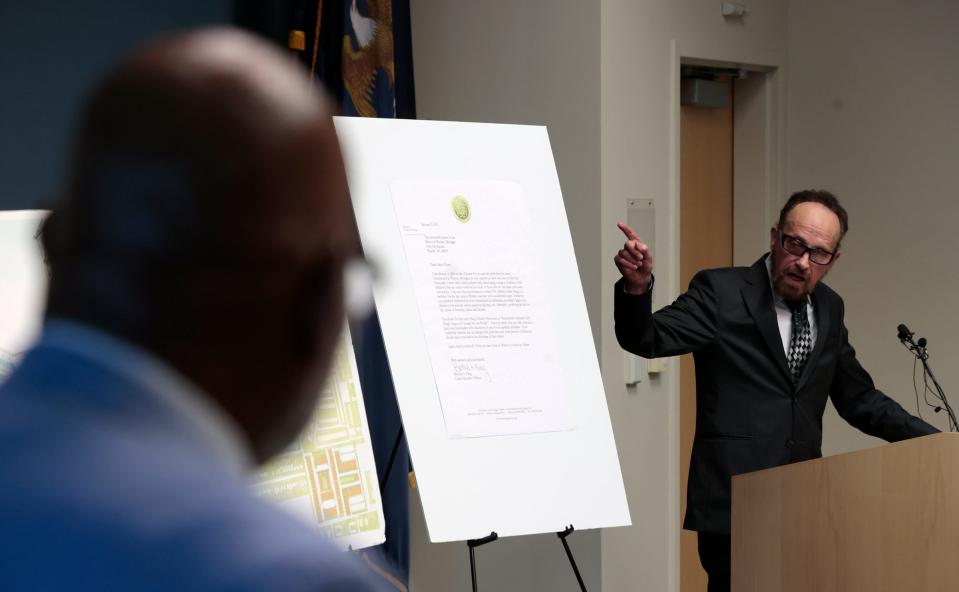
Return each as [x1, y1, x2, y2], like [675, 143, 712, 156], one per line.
[733, 431, 956, 485]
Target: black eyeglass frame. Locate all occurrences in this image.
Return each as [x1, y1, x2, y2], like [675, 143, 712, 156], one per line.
[779, 231, 837, 265]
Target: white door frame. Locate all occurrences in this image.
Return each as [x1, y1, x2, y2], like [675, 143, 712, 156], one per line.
[664, 38, 786, 592]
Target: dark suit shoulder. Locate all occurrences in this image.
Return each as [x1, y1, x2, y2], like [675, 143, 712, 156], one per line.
[687, 265, 755, 293]
[813, 279, 842, 303]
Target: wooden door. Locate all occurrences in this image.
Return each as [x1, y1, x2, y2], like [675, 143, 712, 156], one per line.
[679, 79, 734, 591]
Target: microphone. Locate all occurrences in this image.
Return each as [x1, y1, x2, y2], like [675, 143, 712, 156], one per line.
[897, 323, 956, 431]
[897, 323, 914, 342]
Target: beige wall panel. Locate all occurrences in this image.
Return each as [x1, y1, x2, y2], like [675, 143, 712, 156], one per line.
[786, 0, 956, 454]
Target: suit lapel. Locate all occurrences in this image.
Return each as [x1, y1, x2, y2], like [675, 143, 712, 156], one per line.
[742, 255, 793, 384]
[795, 286, 831, 390]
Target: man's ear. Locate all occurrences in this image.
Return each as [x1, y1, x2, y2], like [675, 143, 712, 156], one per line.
[831, 250, 842, 266]
[770, 225, 778, 251]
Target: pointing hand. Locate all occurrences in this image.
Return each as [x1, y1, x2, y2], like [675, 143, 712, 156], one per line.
[614, 222, 653, 295]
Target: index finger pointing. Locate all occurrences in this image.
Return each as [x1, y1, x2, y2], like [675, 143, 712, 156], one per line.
[617, 222, 640, 241]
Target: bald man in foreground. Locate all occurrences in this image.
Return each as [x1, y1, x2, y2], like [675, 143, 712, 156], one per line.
[0, 29, 387, 590]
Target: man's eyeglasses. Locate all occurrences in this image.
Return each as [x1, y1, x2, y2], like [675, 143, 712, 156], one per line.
[779, 232, 836, 265]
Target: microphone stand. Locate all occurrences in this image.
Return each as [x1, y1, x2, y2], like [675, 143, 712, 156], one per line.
[901, 332, 958, 432]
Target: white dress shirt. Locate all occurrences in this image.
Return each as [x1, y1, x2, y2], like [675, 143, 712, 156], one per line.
[765, 256, 817, 355]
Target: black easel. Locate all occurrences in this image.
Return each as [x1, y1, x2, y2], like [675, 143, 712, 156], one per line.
[557, 525, 588, 591]
[466, 532, 498, 592]
[464, 526, 588, 591]
[380, 426, 406, 492]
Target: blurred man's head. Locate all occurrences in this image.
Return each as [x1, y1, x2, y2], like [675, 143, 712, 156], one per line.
[42, 28, 354, 462]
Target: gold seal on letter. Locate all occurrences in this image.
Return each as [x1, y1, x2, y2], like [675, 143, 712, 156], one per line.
[451, 195, 471, 223]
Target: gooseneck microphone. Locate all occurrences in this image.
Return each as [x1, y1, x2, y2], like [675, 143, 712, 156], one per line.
[898, 323, 956, 431]
[897, 323, 913, 342]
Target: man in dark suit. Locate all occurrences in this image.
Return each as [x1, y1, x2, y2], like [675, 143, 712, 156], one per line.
[613, 190, 937, 592]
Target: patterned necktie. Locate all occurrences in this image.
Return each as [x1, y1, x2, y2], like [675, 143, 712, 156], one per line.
[787, 300, 811, 383]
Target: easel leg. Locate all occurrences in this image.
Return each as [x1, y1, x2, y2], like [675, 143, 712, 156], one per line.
[469, 544, 478, 592]
[557, 525, 588, 592]
[466, 531, 498, 592]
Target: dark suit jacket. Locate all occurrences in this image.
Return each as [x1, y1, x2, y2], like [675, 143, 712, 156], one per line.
[614, 255, 937, 535]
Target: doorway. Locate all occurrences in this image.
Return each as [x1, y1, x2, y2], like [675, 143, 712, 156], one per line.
[679, 68, 734, 592]
[677, 63, 779, 591]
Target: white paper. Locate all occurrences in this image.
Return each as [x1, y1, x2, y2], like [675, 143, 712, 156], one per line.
[251, 324, 385, 550]
[335, 117, 630, 543]
[0, 211, 49, 383]
[390, 179, 570, 438]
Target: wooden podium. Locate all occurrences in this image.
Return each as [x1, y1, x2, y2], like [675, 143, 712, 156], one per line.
[731, 433, 959, 591]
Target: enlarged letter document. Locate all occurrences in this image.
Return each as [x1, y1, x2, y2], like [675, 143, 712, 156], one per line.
[390, 179, 571, 438]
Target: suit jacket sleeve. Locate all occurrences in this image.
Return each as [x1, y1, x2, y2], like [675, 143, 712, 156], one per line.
[828, 297, 939, 440]
[614, 271, 719, 359]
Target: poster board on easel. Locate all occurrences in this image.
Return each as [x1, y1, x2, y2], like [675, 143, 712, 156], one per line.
[335, 117, 630, 543]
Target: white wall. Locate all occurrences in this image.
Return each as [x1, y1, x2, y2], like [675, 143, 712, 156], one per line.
[786, 0, 958, 452]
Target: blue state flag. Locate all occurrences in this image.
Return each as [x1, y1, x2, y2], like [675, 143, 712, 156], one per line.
[286, 1, 415, 588]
